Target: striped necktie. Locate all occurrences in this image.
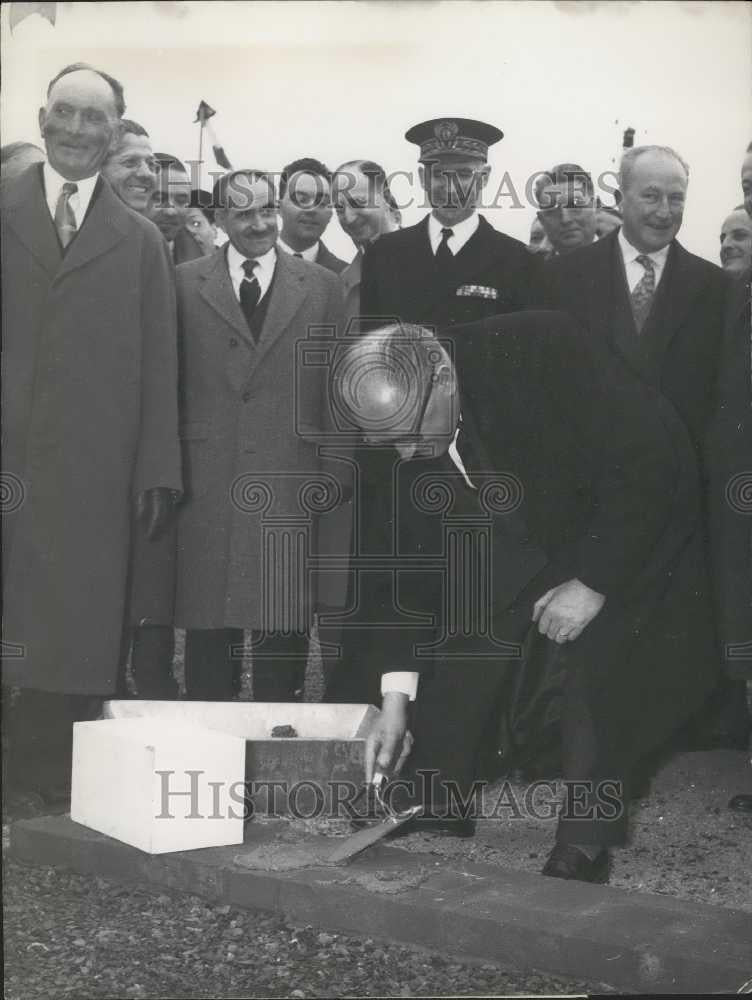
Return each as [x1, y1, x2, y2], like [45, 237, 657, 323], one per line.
[54, 181, 78, 249]
[630, 253, 656, 333]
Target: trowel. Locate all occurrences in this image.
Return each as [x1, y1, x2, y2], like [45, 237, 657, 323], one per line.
[326, 774, 421, 864]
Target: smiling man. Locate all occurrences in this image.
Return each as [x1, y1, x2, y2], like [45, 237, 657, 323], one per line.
[719, 205, 752, 276]
[544, 144, 729, 453]
[2, 63, 180, 812]
[102, 119, 156, 214]
[173, 168, 344, 703]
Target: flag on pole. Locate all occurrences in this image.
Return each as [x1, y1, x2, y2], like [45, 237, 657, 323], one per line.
[9, 1, 57, 31]
[194, 100, 233, 170]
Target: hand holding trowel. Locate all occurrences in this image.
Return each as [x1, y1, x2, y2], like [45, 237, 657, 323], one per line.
[327, 694, 419, 864]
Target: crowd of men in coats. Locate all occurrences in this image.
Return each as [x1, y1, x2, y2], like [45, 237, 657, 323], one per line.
[2, 62, 750, 885]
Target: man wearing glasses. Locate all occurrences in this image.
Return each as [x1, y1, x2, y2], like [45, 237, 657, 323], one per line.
[534, 162, 598, 256]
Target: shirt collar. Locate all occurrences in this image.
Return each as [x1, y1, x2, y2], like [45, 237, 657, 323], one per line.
[428, 211, 479, 250]
[278, 236, 319, 262]
[43, 162, 98, 221]
[617, 226, 671, 268]
[226, 241, 277, 278]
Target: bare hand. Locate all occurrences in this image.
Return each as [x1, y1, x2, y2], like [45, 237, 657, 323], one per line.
[532, 578, 605, 644]
[365, 692, 414, 784]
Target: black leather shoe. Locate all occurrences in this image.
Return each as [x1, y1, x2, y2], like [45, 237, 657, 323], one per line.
[728, 793, 752, 813]
[542, 843, 610, 884]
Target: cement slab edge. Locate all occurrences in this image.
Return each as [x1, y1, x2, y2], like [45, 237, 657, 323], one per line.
[9, 815, 752, 995]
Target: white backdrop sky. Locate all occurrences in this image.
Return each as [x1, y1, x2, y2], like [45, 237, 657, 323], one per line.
[2, 0, 750, 263]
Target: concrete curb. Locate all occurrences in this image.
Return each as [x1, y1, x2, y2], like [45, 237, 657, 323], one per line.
[10, 815, 752, 995]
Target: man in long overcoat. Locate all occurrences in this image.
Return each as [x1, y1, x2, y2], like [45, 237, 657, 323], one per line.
[342, 315, 717, 882]
[2, 65, 181, 806]
[174, 168, 346, 701]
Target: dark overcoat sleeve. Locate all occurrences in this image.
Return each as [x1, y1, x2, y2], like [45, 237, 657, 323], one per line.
[132, 225, 182, 497]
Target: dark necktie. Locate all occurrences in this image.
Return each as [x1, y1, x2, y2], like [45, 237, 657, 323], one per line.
[54, 181, 78, 249]
[239, 259, 261, 339]
[630, 254, 656, 333]
[293, 252, 303, 258]
[435, 226, 454, 271]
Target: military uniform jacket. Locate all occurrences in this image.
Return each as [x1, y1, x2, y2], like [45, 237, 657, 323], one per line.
[360, 214, 540, 329]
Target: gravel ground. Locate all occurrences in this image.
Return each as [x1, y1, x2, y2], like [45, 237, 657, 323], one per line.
[390, 748, 752, 912]
[2, 858, 606, 999]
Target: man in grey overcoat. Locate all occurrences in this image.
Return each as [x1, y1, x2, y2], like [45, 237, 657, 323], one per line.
[2, 65, 181, 809]
[174, 168, 346, 700]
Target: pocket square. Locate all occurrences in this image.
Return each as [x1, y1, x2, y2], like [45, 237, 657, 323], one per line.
[456, 284, 499, 300]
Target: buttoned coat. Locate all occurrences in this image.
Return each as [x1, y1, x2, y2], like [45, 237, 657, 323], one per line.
[173, 248, 346, 630]
[360, 214, 541, 329]
[543, 230, 729, 451]
[1, 165, 181, 694]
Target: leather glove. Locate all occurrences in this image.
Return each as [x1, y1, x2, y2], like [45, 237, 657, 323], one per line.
[136, 487, 175, 540]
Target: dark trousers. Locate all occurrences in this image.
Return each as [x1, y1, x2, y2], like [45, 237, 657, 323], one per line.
[184, 629, 308, 701]
[403, 631, 629, 847]
[2, 687, 103, 798]
[117, 625, 177, 699]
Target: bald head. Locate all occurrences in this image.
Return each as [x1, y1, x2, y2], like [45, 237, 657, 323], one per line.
[334, 325, 459, 456]
[39, 67, 122, 180]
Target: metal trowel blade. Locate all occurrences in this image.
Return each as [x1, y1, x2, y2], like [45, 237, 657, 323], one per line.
[326, 806, 421, 864]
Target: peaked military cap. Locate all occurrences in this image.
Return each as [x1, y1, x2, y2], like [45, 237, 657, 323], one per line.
[405, 117, 504, 162]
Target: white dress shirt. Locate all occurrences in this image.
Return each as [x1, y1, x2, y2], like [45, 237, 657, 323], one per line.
[428, 211, 480, 256]
[278, 236, 319, 263]
[43, 163, 98, 230]
[617, 227, 670, 293]
[226, 242, 277, 301]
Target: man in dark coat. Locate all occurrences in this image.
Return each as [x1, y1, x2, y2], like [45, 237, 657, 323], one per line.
[174, 169, 345, 701]
[705, 271, 752, 759]
[360, 117, 540, 330]
[335, 315, 716, 882]
[2, 64, 181, 807]
[543, 144, 729, 454]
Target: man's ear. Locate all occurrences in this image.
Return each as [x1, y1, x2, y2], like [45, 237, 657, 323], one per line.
[478, 163, 491, 189]
[418, 164, 427, 193]
[106, 119, 123, 157]
[38, 106, 47, 138]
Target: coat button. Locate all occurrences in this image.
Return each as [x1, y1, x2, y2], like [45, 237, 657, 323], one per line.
[229, 337, 238, 348]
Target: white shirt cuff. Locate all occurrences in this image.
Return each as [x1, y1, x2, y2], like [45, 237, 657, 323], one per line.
[381, 672, 419, 701]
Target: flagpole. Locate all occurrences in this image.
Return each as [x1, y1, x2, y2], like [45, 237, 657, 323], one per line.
[197, 120, 204, 192]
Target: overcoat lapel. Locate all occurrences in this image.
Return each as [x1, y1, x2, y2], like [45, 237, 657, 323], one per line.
[53, 180, 129, 283]
[249, 251, 308, 371]
[2, 164, 62, 278]
[198, 247, 254, 347]
[642, 241, 713, 365]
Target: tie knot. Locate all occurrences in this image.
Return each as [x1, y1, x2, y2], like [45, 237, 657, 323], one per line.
[636, 253, 654, 272]
[441, 227, 454, 240]
[242, 258, 258, 278]
[61, 182, 78, 196]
